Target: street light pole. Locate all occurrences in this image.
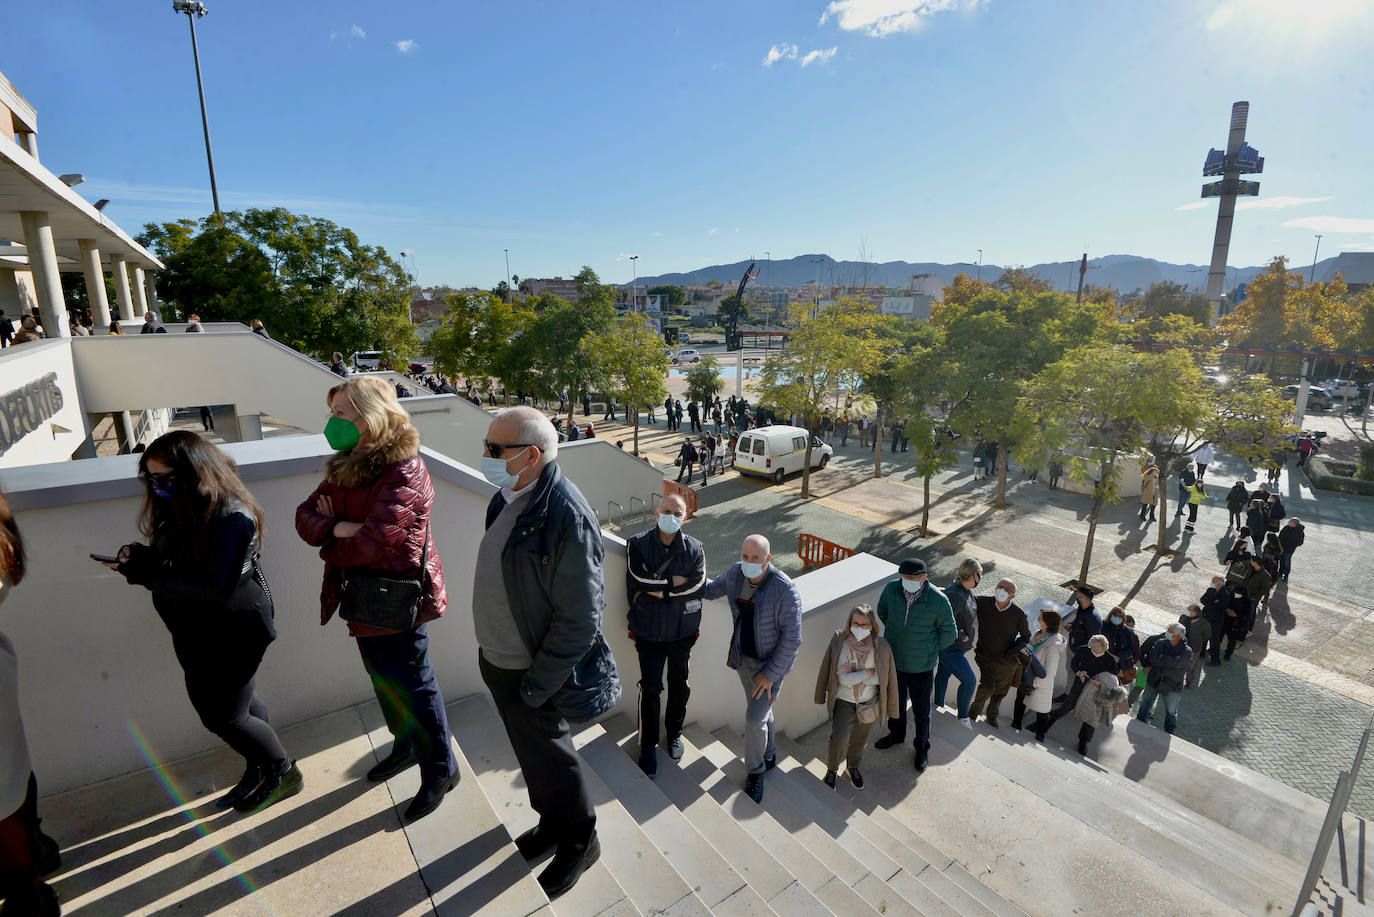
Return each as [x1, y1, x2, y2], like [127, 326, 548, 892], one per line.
[173, 1, 221, 215]
[629, 255, 639, 310]
[1310, 234, 1322, 284]
[976, 249, 983, 282]
[504, 248, 511, 298]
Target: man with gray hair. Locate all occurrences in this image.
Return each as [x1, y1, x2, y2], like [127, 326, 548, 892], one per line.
[474, 406, 621, 899]
[704, 534, 802, 803]
[1137, 622, 1192, 735]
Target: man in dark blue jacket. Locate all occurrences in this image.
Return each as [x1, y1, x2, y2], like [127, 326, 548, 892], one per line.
[1137, 623, 1192, 734]
[475, 407, 620, 900]
[704, 534, 802, 804]
[625, 494, 706, 777]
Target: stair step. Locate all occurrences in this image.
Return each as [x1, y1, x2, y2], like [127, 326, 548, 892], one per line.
[928, 712, 1296, 915]
[575, 726, 767, 913]
[681, 725, 884, 917]
[566, 722, 714, 916]
[769, 736, 997, 917]
[447, 695, 640, 917]
[598, 716, 831, 917]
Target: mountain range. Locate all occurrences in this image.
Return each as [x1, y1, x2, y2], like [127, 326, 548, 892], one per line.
[631, 253, 1351, 294]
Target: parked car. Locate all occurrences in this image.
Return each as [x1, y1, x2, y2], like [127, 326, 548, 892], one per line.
[1321, 379, 1365, 400]
[1283, 384, 1334, 411]
[672, 349, 703, 365]
[733, 425, 833, 484]
[677, 332, 691, 343]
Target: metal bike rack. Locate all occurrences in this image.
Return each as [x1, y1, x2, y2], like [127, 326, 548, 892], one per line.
[607, 500, 623, 530]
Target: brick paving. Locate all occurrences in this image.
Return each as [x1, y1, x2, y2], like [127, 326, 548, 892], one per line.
[595, 414, 1374, 818]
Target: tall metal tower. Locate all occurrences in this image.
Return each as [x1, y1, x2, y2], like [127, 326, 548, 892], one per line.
[1201, 102, 1263, 324]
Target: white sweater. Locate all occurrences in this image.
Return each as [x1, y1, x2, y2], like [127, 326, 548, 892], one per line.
[838, 641, 879, 705]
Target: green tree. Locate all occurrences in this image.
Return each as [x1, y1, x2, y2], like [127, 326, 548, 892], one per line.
[589, 313, 669, 455]
[516, 297, 615, 431]
[429, 291, 534, 396]
[861, 315, 934, 479]
[934, 289, 1109, 507]
[757, 297, 885, 497]
[890, 327, 959, 533]
[1138, 280, 1211, 325]
[992, 267, 1053, 294]
[648, 284, 687, 308]
[685, 357, 723, 406]
[139, 208, 417, 362]
[1014, 345, 1202, 584]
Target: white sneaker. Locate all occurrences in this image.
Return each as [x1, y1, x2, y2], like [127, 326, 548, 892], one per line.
[960, 717, 973, 730]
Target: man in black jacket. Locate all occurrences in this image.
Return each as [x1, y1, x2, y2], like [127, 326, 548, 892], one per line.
[625, 494, 706, 777]
[475, 407, 619, 899]
[1278, 517, 1305, 582]
[675, 438, 698, 484]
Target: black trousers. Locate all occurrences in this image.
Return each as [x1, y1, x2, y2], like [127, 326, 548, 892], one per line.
[635, 635, 697, 752]
[357, 625, 457, 784]
[885, 669, 935, 753]
[176, 632, 289, 770]
[480, 653, 596, 847]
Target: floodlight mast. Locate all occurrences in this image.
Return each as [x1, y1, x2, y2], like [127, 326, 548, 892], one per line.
[173, 0, 222, 214]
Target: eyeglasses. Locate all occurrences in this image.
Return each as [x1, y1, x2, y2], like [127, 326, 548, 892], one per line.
[140, 470, 175, 484]
[483, 440, 531, 457]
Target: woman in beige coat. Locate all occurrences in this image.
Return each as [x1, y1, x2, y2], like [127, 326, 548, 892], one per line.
[1139, 463, 1159, 523]
[814, 604, 899, 790]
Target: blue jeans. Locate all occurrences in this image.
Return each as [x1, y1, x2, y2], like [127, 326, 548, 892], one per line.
[934, 648, 977, 718]
[356, 625, 457, 783]
[1279, 552, 1293, 577]
[737, 655, 785, 775]
[1137, 685, 1182, 734]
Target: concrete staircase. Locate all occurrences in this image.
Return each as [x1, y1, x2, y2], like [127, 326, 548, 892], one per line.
[448, 693, 1030, 916]
[441, 689, 1371, 916]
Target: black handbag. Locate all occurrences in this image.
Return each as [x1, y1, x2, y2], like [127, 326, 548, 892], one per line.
[338, 524, 430, 631]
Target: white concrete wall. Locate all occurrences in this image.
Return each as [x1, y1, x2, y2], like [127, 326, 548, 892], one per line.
[0, 339, 87, 468]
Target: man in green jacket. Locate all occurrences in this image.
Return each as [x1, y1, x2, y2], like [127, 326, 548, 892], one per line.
[872, 559, 957, 771]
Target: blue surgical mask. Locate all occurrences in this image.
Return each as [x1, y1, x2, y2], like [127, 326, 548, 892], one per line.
[657, 514, 682, 535]
[1110, 615, 1123, 625]
[902, 578, 924, 595]
[481, 456, 519, 490]
[741, 561, 766, 579]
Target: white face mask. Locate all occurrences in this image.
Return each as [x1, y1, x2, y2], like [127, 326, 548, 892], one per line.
[741, 561, 766, 579]
[901, 577, 924, 595]
[657, 513, 682, 535]
[995, 588, 1011, 605]
[850, 625, 871, 641]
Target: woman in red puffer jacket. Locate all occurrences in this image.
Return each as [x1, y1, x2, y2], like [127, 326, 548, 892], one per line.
[295, 376, 458, 823]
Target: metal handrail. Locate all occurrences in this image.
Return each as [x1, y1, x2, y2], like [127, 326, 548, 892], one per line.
[607, 500, 623, 530]
[1293, 716, 1374, 917]
[629, 496, 645, 520]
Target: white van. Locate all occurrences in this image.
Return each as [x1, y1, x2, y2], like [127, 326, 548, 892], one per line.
[733, 425, 833, 484]
[351, 350, 385, 370]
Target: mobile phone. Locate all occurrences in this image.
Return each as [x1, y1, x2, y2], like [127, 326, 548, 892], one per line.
[90, 553, 120, 564]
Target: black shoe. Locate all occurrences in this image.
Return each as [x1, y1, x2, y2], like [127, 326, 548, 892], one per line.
[405, 771, 460, 823]
[367, 745, 418, 782]
[914, 751, 928, 772]
[515, 823, 559, 861]
[538, 833, 601, 900]
[234, 762, 303, 813]
[874, 733, 903, 750]
[984, 718, 1000, 729]
[33, 826, 61, 878]
[848, 767, 864, 790]
[2, 882, 59, 917]
[1010, 718, 1023, 732]
[666, 735, 684, 761]
[639, 747, 658, 779]
[745, 773, 764, 803]
[1077, 741, 1088, 756]
[764, 752, 777, 771]
[823, 770, 837, 789]
[216, 762, 264, 809]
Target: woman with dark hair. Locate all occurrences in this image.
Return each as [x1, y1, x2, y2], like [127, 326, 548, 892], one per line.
[0, 491, 61, 915]
[294, 376, 457, 823]
[103, 431, 299, 813]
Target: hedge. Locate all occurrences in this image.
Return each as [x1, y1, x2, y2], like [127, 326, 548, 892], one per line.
[1307, 454, 1374, 497]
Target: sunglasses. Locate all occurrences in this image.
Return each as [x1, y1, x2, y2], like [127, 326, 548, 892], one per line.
[140, 470, 175, 484]
[483, 440, 531, 457]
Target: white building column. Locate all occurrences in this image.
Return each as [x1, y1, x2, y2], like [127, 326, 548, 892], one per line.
[109, 254, 136, 323]
[18, 211, 69, 338]
[0, 270, 23, 325]
[17, 131, 38, 159]
[144, 272, 159, 314]
[132, 266, 149, 316]
[77, 240, 112, 327]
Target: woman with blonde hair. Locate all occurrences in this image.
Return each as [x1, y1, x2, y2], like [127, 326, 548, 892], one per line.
[814, 604, 898, 790]
[294, 376, 457, 822]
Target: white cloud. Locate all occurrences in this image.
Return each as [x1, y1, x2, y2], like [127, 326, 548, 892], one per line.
[708, 228, 719, 235]
[1236, 195, 1331, 211]
[802, 46, 839, 66]
[615, 253, 639, 262]
[763, 43, 798, 66]
[1282, 216, 1374, 233]
[819, 0, 982, 38]
[1340, 238, 1374, 251]
[1175, 202, 1209, 211]
[652, 231, 663, 237]
[395, 39, 418, 54]
[351, 24, 366, 38]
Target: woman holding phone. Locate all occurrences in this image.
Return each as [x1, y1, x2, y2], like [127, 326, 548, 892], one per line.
[103, 431, 300, 813]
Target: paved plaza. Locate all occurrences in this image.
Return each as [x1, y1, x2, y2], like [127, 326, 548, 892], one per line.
[603, 410, 1374, 819]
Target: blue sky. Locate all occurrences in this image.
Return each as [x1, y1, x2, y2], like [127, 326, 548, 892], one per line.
[8, 0, 1374, 287]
